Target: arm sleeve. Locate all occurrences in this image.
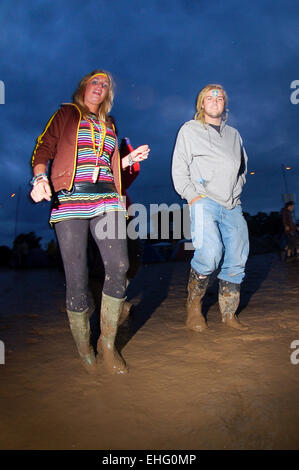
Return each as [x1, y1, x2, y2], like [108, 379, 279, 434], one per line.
[239, 133, 248, 184]
[171, 126, 198, 203]
[110, 136, 123, 196]
[31, 107, 66, 168]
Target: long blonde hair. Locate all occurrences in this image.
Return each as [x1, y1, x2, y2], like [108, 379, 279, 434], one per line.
[72, 69, 114, 121]
[194, 84, 228, 124]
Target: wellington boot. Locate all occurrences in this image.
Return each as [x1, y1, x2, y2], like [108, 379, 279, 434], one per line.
[224, 315, 248, 330]
[66, 309, 97, 374]
[118, 300, 133, 326]
[218, 280, 248, 331]
[186, 268, 209, 332]
[97, 293, 128, 375]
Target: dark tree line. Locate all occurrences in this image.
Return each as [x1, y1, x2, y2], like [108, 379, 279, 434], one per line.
[0, 210, 295, 268]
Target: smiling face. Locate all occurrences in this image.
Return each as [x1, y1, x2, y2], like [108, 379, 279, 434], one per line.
[83, 74, 110, 113]
[201, 88, 225, 124]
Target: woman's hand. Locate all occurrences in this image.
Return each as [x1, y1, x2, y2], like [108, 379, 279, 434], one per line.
[130, 145, 150, 163]
[122, 145, 150, 169]
[30, 180, 52, 202]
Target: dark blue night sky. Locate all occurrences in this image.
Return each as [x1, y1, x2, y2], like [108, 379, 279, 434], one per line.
[0, 0, 298, 247]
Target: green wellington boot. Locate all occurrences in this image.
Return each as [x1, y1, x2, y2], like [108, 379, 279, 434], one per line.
[97, 292, 128, 375]
[186, 268, 209, 332]
[66, 308, 97, 373]
[218, 280, 248, 330]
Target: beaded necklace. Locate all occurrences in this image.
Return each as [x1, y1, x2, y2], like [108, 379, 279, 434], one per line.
[87, 115, 107, 183]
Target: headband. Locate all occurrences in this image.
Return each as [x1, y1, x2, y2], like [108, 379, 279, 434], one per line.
[87, 73, 109, 83]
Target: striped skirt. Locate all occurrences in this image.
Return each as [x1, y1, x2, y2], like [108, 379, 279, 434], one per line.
[49, 190, 126, 224]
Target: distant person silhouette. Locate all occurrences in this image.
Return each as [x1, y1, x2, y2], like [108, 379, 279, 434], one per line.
[281, 201, 299, 261]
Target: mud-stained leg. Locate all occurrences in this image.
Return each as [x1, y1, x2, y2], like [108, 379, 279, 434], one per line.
[186, 267, 209, 332]
[218, 280, 248, 330]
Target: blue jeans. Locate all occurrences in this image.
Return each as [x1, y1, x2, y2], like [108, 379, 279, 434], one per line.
[190, 197, 249, 284]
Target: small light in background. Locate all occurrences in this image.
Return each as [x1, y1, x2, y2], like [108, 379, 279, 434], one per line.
[10, 193, 16, 198]
[250, 171, 255, 175]
[285, 166, 291, 170]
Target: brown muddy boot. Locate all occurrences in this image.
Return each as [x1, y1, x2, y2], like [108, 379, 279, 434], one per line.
[218, 280, 248, 330]
[186, 268, 209, 332]
[97, 293, 128, 375]
[66, 308, 97, 374]
[118, 300, 133, 326]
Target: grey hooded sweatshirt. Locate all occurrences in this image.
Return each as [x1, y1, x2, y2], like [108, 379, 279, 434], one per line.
[172, 119, 248, 209]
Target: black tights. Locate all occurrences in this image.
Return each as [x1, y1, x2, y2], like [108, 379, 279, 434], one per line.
[55, 212, 129, 312]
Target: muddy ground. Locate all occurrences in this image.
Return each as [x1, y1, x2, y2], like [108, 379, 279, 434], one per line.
[0, 253, 298, 450]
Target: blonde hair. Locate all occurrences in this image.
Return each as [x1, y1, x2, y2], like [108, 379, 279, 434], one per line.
[72, 69, 114, 121]
[194, 84, 228, 124]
